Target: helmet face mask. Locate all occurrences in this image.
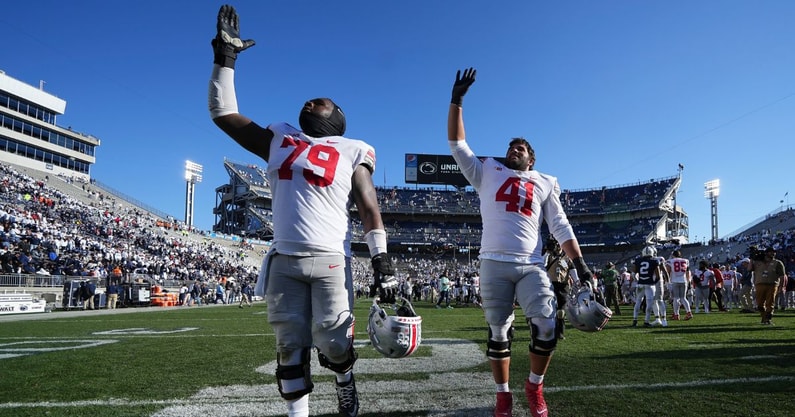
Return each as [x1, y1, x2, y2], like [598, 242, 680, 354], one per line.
[565, 284, 613, 332]
[368, 297, 422, 358]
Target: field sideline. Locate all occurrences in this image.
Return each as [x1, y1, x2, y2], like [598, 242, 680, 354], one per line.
[1, 299, 793, 417]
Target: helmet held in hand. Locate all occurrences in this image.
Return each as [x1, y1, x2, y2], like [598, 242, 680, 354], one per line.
[367, 296, 422, 358]
[565, 283, 612, 332]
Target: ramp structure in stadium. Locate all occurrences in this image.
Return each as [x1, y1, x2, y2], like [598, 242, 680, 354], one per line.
[213, 159, 273, 239]
[560, 175, 688, 248]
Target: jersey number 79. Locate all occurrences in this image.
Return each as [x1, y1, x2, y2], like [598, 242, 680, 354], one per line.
[277, 136, 340, 187]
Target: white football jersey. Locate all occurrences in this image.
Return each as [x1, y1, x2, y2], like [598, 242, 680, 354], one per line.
[722, 270, 737, 289]
[267, 122, 375, 257]
[666, 257, 690, 284]
[450, 140, 575, 264]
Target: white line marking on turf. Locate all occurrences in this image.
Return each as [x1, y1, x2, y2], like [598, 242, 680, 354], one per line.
[2, 375, 794, 416]
[0, 339, 117, 354]
[151, 372, 498, 417]
[544, 375, 795, 393]
[93, 327, 199, 335]
[256, 338, 483, 375]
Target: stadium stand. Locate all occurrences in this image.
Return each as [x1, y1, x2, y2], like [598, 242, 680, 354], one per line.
[0, 161, 263, 308]
[211, 166, 688, 260]
[2, 154, 792, 312]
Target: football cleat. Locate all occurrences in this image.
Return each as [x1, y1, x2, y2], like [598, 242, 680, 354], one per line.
[335, 375, 359, 417]
[494, 391, 512, 417]
[525, 380, 548, 417]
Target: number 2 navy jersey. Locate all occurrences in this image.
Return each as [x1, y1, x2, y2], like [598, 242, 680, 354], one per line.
[267, 122, 375, 257]
[449, 140, 575, 264]
[634, 256, 660, 285]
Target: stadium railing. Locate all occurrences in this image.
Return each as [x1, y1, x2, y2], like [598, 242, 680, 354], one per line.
[0, 273, 66, 288]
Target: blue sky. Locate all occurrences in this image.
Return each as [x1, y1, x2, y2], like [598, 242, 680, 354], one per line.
[2, 1, 794, 243]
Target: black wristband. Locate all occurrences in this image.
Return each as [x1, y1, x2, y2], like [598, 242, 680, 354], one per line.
[572, 257, 588, 274]
[451, 96, 463, 106]
[214, 53, 237, 69]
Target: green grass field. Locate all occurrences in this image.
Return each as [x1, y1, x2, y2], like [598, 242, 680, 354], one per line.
[0, 299, 793, 417]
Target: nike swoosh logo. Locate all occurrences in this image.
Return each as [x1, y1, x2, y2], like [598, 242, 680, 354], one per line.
[329, 265, 341, 269]
[536, 406, 547, 415]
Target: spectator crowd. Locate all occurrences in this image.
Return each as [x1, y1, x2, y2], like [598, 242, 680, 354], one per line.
[0, 162, 260, 302]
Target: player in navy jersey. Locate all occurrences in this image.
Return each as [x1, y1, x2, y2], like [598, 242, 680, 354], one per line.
[207, 5, 397, 417]
[633, 246, 664, 327]
[447, 67, 595, 417]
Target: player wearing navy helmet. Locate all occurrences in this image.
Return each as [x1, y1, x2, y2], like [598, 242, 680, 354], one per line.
[633, 246, 664, 327]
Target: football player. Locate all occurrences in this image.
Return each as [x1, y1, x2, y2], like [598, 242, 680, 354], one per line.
[619, 266, 633, 304]
[665, 250, 693, 320]
[693, 260, 716, 313]
[448, 67, 595, 417]
[721, 265, 738, 310]
[207, 5, 397, 417]
[633, 246, 664, 327]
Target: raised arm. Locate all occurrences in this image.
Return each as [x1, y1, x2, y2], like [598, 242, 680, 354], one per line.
[207, 4, 274, 161]
[447, 68, 476, 142]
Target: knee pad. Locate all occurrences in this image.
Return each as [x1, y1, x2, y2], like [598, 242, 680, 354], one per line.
[486, 325, 515, 361]
[317, 344, 357, 374]
[527, 317, 557, 356]
[275, 348, 313, 400]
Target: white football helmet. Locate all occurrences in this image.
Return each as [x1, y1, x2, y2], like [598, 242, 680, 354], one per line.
[566, 283, 613, 332]
[367, 296, 422, 358]
[641, 245, 657, 257]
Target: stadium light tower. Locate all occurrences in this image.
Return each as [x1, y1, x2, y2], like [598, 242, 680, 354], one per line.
[184, 160, 203, 229]
[704, 179, 720, 243]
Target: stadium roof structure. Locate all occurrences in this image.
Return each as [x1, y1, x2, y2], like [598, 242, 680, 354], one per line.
[0, 70, 99, 182]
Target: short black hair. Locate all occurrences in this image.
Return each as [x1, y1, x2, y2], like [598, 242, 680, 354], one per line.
[508, 137, 534, 159]
[508, 137, 535, 169]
